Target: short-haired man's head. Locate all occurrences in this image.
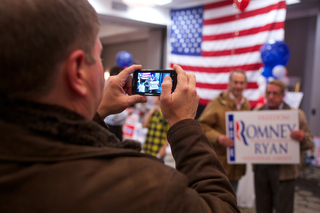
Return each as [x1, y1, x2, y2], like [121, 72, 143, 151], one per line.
[229, 69, 247, 83]
[266, 80, 286, 109]
[228, 69, 247, 98]
[267, 80, 286, 94]
[0, 0, 99, 97]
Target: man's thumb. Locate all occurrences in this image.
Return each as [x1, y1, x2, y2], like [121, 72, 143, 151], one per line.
[161, 76, 172, 96]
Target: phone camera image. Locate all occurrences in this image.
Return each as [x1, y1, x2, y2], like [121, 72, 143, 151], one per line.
[132, 69, 177, 96]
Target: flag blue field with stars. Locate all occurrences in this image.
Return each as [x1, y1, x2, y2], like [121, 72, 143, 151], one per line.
[170, 6, 204, 56]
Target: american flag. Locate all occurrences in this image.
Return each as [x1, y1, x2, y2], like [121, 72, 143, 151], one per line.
[141, 73, 151, 80]
[168, 0, 286, 108]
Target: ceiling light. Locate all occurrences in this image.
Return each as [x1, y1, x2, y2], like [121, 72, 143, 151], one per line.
[286, 0, 300, 5]
[122, 0, 172, 7]
[156, 0, 172, 6]
[122, 0, 157, 7]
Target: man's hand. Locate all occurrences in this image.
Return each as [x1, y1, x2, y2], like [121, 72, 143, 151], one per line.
[97, 65, 147, 119]
[290, 130, 305, 142]
[218, 135, 234, 147]
[160, 64, 200, 126]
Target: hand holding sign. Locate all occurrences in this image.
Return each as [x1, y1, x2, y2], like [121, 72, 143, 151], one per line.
[218, 135, 234, 148]
[290, 130, 304, 142]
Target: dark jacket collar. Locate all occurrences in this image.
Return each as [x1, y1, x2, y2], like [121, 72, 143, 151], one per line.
[0, 97, 141, 150]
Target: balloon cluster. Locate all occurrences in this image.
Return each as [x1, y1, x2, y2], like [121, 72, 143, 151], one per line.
[115, 51, 133, 68]
[257, 40, 291, 96]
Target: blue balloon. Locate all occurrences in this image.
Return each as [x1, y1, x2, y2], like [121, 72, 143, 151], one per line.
[115, 51, 133, 67]
[260, 40, 290, 68]
[261, 66, 273, 78]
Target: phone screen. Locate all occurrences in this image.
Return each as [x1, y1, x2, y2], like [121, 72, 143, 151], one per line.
[132, 69, 177, 96]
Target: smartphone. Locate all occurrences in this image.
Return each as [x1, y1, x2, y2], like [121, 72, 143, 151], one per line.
[132, 69, 177, 96]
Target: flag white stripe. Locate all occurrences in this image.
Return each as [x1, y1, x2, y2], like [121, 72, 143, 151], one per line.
[203, 9, 286, 36]
[202, 29, 284, 51]
[169, 51, 262, 67]
[186, 70, 262, 84]
[204, 0, 284, 20]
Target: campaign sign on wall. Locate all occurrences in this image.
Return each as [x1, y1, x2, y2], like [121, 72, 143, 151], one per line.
[226, 110, 300, 164]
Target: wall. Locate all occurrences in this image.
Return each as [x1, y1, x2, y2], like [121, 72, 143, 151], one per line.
[309, 14, 320, 136]
[285, 13, 320, 136]
[101, 29, 164, 71]
[285, 16, 315, 117]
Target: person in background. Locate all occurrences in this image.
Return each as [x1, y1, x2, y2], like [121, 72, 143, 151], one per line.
[104, 65, 129, 141]
[142, 97, 170, 161]
[0, 0, 240, 212]
[197, 69, 251, 193]
[144, 75, 153, 93]
[254, 80, 314, 213]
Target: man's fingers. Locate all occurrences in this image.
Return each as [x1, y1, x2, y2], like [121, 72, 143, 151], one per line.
[173, 64, 188, 91]
[118, 64, 142, 82]
[161, 75, 172, 98]
[122, 95, 147, 110]
[123, 75, 133, 95]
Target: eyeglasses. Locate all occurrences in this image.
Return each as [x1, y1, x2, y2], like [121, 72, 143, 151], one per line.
[266, 91, 283, 96]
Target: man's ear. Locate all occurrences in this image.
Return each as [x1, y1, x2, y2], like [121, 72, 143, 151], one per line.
[64, 50, 88, 96]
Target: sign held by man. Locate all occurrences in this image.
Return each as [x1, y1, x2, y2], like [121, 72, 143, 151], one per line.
[227, 110, 300, 164]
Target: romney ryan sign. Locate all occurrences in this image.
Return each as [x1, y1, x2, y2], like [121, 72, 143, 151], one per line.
[226, 110, 300, 164]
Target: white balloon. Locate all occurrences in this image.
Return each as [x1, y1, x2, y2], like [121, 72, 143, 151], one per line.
[279, 76, 290, 86]
[268, 77, 274, 82]
[272, 65, 287, 79]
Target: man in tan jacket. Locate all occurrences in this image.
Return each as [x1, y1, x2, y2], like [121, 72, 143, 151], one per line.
[255, 80, 314, 213]
[198, 70, 251, 193]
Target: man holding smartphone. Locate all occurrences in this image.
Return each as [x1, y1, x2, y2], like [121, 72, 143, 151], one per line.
[0, 0, 240, 212]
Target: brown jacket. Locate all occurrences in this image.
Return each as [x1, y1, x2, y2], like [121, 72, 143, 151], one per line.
[198, 92, 251, 180]
[257, 102, 314, 180]
[0, 98, 240, 213]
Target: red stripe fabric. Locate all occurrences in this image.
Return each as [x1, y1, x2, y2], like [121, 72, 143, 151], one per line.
[202, 44, 263, 56]
[171, 63, 264, 73]
[203, 22, 285, 41]
[199, 99, 260, 109]
[204, 1, 286, 25]
[204, 0, 233, 10]
[196, 82, 259, 90]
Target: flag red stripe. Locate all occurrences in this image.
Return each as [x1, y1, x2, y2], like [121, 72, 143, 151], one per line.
[204, 0, 233, 10]
[248, 100, 260, 109]
[170, 63, 263, 73]
[203, 22, 285, 41]
[199, 98, 259, 109]
[204, 1, 286, 25]
[199, 98, 210, 106]
[202, 44, 262, 56]
[196, 82, 258, 90]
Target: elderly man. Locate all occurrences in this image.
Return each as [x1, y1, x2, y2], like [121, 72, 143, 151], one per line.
[0, 0, 240, 212]
[255, 80, 314, 213]
[198, 69, 251, 193]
